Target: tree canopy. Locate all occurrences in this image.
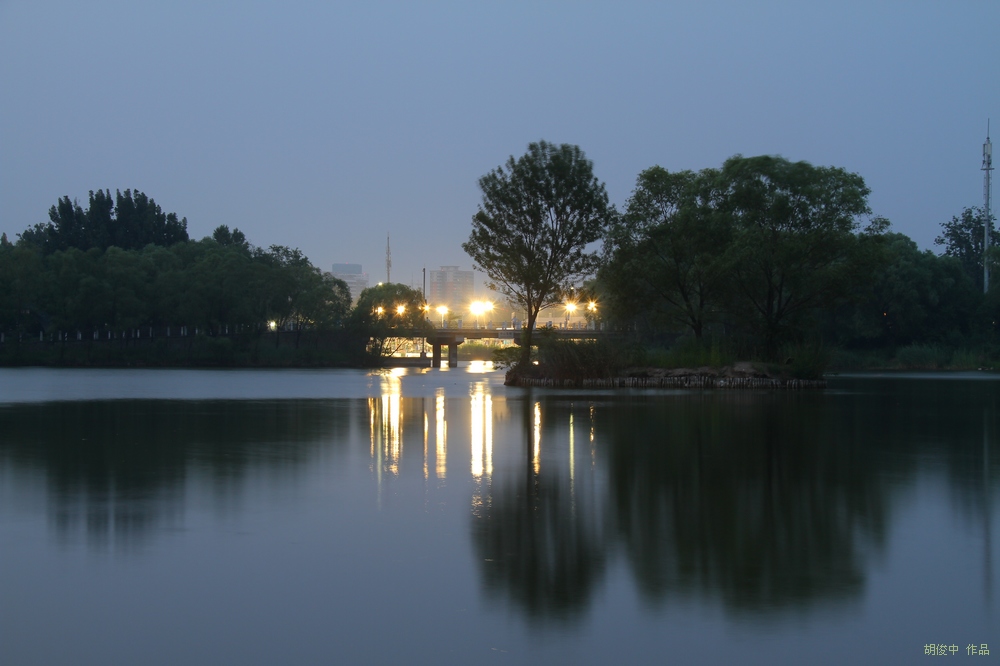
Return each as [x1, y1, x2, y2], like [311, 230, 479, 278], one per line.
[18, 189, 189, 253]
[348, 283, 428, 359]
[463, 141, 612, 364]
[601, 166, 729, 339]
[600, 155, 886, 357]
[718, 155, 879, 354]
[934, 206, 994, 292]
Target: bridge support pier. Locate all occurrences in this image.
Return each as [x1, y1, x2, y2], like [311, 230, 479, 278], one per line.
[448, 343, 458, 368]
[432, 343, 442, 368]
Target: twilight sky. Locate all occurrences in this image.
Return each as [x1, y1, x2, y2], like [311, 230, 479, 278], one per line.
[2, 1, 998, 292]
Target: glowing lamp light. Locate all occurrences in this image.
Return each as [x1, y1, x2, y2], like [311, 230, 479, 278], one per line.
[396, 304, 406, 316]
[268, 320, 277, 331]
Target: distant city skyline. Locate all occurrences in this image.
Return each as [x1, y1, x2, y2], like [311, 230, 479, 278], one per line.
[330, 263, 369, 305]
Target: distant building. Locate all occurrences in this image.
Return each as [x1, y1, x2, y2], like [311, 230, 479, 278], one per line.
[332, 263, 369, 304]
[428, 266, 474, 308]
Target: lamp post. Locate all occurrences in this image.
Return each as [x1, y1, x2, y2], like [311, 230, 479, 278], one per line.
[436, 305, 448, 328]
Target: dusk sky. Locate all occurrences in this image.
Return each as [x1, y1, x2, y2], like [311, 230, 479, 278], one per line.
[2, 1, 998, 292]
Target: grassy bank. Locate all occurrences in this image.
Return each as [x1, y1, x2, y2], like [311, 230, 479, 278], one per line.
[498, 336, 1000, 384]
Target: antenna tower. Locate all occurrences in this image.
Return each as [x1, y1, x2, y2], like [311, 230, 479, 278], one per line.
[386, 234, 392, 283]
[985, 121, 994, 293]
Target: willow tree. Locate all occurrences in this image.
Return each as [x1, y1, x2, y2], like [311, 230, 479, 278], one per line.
[463, 141, 612, 365]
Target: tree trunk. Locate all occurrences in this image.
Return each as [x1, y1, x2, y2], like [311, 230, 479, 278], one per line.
[520, 308, 538, 366]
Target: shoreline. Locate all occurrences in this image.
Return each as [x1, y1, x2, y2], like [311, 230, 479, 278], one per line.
[505, 374, 827, 389]
[504, 361, 827, 389]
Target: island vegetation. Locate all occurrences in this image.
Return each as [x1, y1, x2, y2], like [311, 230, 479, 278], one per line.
[1, 146, 996, 375]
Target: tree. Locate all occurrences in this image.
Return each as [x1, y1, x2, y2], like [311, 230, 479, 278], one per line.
[601, 166, 730, 339]
[717, 155, 880, 356]
[835, 233, 977, 347]
[212, 225, 249, 250]
[296, 272, 351, 331]
[18, 189, 188, 254]
[348, 283, 428, 360]
[935, 206, 994, 292]
[463, 141, 612, 365]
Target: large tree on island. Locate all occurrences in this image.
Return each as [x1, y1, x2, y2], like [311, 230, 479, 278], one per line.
[717, 155, 882, 356]
[463, 141, 612, 365]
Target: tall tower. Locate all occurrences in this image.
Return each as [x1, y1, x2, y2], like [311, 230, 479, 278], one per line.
[985, 123, 994, 293]
[386, 233, 392, 284]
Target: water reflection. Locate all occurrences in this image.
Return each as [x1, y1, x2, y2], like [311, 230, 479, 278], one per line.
[604, 393, 882, 613]
[370, 369, 404, 478]
[436, 389, 447, 479]
[2, 374, 999, 630]
[368, 374, 455, 486]
[0, 399, 351, 549]
[471, 396, 608, 622]
[470, 382, 492, 479]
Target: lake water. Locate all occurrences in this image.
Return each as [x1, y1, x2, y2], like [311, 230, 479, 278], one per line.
[0, 367, 996, 664]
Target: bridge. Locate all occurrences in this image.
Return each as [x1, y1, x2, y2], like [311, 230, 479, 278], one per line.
[407, 325, 612, 368]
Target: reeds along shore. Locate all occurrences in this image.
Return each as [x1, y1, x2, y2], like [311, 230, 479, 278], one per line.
[505, 375, 827, 389]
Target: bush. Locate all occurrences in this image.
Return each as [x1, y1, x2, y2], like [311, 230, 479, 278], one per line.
[533, 338, 639, 380]
[778, 343, 830, 380]
[650, 337, 733, 369]
[894, 344, 949, 369]
[827, 348, 889, 370]
[492, 346, 524, 370]
[947, 349, 982, 369]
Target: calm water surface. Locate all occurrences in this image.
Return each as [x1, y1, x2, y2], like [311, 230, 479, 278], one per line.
[0, 367, 997, 664]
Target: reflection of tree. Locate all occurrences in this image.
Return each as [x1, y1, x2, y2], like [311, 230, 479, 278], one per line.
[0, 400, 351, 548]
[471, 396, 607, 622]
[605, 393, 889, 613]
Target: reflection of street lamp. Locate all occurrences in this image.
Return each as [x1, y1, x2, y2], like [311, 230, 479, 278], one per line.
[436, 305, 448, 327]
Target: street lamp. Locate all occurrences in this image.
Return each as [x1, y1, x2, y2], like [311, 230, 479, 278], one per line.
[470, 300, 494, 329]
[436, 305, 448, 327]
[564, 301, 578, 328]
[586, 300, 598, 330]
[470, 301, 484, 329]
[395, 304, 406, 316]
